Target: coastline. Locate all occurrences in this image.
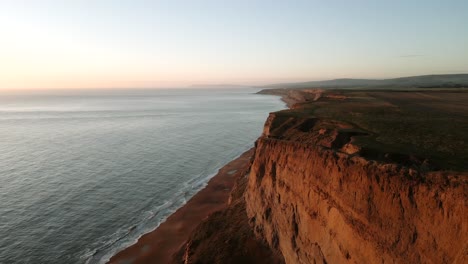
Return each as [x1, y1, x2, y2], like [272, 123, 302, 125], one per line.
[88, 88, 466, 263]
[107, 91, 289, 264]
[108, 148, 255, 264]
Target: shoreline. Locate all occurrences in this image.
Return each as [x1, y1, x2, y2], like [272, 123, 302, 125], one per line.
[107, 92, 288, 264]
[108, 148, 255, 264]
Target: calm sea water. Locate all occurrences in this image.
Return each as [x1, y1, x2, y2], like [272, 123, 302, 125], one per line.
[0, 88, 284, 264]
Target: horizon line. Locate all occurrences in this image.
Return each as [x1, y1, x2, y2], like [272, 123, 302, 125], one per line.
[2, 72, 467, 92]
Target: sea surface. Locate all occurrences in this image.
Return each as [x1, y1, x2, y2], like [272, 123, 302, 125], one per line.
[0, 88, 284, 264]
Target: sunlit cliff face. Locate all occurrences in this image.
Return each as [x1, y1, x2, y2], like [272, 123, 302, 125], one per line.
[245, 110, 467, 264]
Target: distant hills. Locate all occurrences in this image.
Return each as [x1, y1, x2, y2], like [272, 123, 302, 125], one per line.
[262, 74, 468, 89]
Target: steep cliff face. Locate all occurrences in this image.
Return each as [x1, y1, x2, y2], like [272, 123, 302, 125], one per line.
[245, 113, 467, 264]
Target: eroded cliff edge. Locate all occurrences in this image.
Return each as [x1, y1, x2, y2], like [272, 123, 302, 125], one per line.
[177, 89, 468, 264]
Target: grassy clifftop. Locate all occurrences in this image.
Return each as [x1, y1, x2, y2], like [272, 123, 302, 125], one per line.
[265, 89, 468, 171]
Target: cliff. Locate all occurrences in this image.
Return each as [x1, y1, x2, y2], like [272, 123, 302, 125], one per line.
[246, 114, 467, 263]
[176, 89, 467, 264]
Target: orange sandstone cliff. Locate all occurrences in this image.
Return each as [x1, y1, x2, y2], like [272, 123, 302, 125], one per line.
[177, 89, 468, 264]
[246, 113, 466, 263]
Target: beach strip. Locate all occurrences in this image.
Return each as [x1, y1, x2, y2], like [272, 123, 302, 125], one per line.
[108, 148, 254, 264]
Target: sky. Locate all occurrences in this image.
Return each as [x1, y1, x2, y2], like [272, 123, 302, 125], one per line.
[0, 0, 467, 89]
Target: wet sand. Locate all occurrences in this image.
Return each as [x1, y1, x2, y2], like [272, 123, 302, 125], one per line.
[108, 148, 254, 264]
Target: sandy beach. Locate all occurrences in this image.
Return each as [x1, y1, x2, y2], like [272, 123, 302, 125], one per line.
[108, 148, 254, 264]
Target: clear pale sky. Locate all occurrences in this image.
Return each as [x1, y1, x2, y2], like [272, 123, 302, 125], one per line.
[1, 0, 467, 89]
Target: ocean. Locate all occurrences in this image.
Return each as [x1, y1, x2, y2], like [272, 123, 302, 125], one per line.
[0, 88, 284, 264]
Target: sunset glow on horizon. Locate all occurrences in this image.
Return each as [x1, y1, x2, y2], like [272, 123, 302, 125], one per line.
[1, 0, 468, 90]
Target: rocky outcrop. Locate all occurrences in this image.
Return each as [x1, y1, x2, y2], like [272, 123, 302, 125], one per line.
[245, 113, 467, 264]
